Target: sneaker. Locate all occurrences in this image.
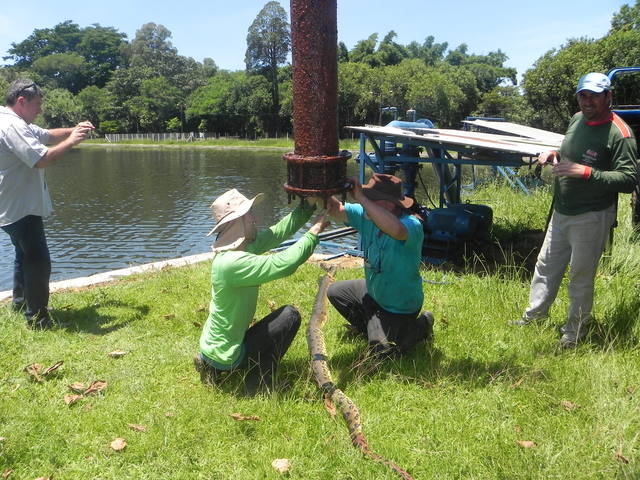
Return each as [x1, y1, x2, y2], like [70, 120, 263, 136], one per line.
[509, 314, 547, 326]
[193, 354, 217, 386]
[559, 323, 590, 349]
[559, 333, 581, 349]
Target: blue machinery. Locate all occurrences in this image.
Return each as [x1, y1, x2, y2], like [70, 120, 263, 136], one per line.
[348, 118, 545, 263]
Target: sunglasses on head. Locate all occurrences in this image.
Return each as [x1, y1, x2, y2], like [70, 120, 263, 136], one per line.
[16, 83, 37, 96]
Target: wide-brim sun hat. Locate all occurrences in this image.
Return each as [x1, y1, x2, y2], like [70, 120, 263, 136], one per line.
[362, 173, 414, 209]
[206, 188, 265, 237]
[576, 72, 611, 94]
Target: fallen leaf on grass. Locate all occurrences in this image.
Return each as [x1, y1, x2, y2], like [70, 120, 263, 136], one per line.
[107, 350, 128, 358]
[267, 300, 277, 311]
[84, 381, 107, 395]
[0, 437, 6, 442]
[192, 321, 202, 328]
[24, 361, 63, 382]
[271, 458, 291, 474]
[34, 477, 51, 480]
[627, 386, 636, 395]
[127, 423, 146, 432]
[323, 394, 336, 417]
[230, 413, 261, 421]
[64, 394, 83, 406]
[560, 400, 580, 411]
[517, 440, 537, 448]
[110, 438, 127, 451]
[163, 314, 175, 320]
[165, 412, 175, 417]
[42, 361, 63, 376]
[2, 469, 12, 479]
[197, 305, 207, 313]
[68, 382, 86, 393]
[615, 451, 630, 464]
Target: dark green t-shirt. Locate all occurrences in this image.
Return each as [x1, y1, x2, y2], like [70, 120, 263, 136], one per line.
[554, 112, 638, 215]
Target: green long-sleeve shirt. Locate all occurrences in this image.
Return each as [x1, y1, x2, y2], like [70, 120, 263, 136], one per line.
[199, 202, 317, 368]
[554, 112, 638, 215]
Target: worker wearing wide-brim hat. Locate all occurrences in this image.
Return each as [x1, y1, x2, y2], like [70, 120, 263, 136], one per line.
[194, 188, 329, 395]
[324, 173, 434, 358]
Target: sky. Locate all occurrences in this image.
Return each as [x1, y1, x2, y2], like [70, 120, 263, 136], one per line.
[0, 0, 631, 82]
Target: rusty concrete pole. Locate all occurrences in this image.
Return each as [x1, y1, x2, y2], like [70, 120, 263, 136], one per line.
[283, 0, 350, 200]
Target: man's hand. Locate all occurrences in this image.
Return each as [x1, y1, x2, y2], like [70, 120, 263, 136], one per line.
[537, 150, 559, 166]
[75, 121, 95, 131]
[347, 177, 365, 203]
[308, 210, 330, 236]
[68, 126, 91, 146]
[552, 161, 592, 179]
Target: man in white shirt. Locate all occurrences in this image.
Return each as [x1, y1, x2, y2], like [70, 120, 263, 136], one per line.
[0, 79, 94, 329]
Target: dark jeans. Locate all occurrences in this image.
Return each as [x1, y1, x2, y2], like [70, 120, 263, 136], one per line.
[1, 215, 51, 320]
[203, 305, 301, 394]
[327, 279, 426, 354]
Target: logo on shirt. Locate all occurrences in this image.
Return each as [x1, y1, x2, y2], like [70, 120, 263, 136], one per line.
[581, 149, 598, 166]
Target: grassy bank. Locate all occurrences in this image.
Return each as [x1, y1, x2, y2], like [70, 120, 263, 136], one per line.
[1, 183, 639, 479]
[82, 137, 360, 151]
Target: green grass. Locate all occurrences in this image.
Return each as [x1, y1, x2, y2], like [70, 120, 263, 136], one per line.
[1, 183, 639, 479]
[82, 137, 360, 151]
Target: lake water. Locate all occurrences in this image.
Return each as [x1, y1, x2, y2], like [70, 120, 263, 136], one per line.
[1, 147, 370, 291]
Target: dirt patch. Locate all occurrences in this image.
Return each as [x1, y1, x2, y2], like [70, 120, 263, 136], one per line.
[309, 254, 363, 270]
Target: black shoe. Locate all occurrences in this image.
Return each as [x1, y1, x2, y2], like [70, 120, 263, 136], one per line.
[27, 315, 53, 330]
[11, 300, 25, 312]
[367, 340, 395, 359]
[418, 311, 435, 342]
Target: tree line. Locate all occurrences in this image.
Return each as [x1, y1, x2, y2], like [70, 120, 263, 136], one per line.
[1, 1, 640, 136]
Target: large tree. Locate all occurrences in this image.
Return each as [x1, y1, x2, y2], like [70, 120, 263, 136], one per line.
[5, 21, 127, 90]
[611, 0, 640, 31]
[245, 1, 290, 135]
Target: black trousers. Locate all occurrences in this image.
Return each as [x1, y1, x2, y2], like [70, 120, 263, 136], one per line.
[327, 279, 426, 354]
[2, 215, 51, 321]
[203, 305, 301, 393]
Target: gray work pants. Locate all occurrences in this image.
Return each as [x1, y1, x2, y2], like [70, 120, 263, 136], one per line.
[524, 205, 616, 337]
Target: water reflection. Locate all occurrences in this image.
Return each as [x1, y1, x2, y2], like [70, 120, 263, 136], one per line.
[0, 147, 366, 290]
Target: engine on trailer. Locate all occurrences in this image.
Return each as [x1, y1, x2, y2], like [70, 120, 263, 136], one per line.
[412, 203, 493, 265]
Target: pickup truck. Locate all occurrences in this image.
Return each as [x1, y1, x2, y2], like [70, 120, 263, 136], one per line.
[608, 67, 640, 226]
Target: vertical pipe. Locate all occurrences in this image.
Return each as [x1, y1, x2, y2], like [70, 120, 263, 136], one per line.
[284, 0, 350, 199]
[290, 0, 338, 156]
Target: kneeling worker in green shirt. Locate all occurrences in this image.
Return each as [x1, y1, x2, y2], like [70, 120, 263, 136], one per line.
[194, 188, 328, 395]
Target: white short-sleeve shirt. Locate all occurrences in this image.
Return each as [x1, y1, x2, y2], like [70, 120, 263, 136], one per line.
[0, 106, 51, 227]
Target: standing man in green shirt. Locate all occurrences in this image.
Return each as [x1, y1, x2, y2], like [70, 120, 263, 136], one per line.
[513, 72, 638, 348]
[194, 188, 328, 395]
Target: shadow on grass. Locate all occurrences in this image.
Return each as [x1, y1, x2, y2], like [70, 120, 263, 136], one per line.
[297, 331, 538, 392]
[51, 299, 149, 335]
[588, 294, 640, 350]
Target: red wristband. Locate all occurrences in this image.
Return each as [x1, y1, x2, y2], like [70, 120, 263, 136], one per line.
[582, 166, 592, 179]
